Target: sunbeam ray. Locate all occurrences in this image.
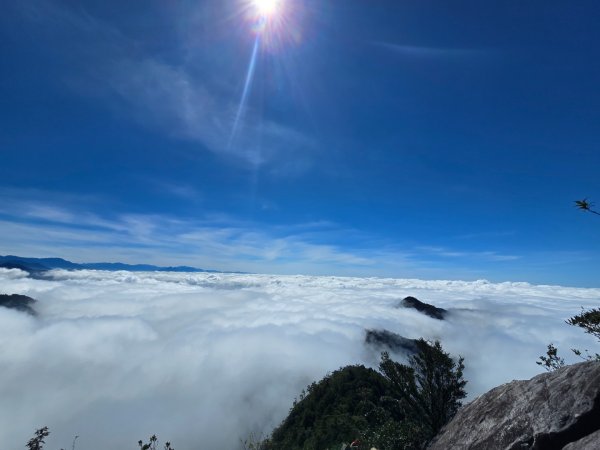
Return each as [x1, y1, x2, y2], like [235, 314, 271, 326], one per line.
[228, 35, 261, 149]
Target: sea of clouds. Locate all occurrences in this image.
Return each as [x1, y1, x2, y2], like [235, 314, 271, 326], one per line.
[1, 268, 599, 449]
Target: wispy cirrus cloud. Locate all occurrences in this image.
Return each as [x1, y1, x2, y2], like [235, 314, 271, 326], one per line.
[417, 245, 520, 262]
[0, 187, 396, 274]
[9, 0, 313, 170]
[373, 41, 488, 59]
[5, 186, 600, 285]
[104, 57, 313, 168]
[453, 230, 517, 240]
[141, 179, 204, 201]
[0, 186, 537, 280]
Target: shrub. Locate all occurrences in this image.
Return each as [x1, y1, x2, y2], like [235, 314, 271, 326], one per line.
[537, 343, 565, 371]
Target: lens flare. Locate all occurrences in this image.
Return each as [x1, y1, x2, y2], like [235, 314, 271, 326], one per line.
[229, 0, 303, 151]
[228, 36, 261, 149]
[253, 0, 281, 18]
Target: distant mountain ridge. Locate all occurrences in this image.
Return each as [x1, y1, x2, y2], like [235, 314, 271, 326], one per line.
[0, 255, 216, 274]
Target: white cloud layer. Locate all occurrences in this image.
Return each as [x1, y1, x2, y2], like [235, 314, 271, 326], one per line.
[1, 268, 598, 449]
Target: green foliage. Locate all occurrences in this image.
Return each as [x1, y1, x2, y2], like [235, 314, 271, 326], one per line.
[538, 201, 600, 368]
[268, 365, 391, 450]
[568, 307, 600, 361]
[567, 307, 600, 340]
[138, 434, 174, 450]
[569, 201, 600, 359]
[378, 339, 466, 448]
[27, 427, 49, 450]
[360, 411, 423, 450]
[26, 428, 174, 450]
[536, 310, 600, 367]
[268, 341, 466, 450]
[536, 343, 565, 371]
[241, 432, 270, 450]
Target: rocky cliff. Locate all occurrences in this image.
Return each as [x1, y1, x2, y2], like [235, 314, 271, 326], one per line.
[428, 361, 600, 450]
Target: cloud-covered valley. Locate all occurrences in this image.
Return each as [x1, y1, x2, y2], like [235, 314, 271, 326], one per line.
[1, 268, 598, 449]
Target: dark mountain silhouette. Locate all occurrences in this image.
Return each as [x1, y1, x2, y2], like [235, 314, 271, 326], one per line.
[397, 296, 447, 320]
[0, 259, 50, 272]
[79, 262, 208, 272]
[0, 255, 216, 274]
[0, 294, 37, 315]
[365, 329, 419, 354]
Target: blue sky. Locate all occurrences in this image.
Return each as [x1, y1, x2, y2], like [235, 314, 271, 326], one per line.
[1, 0, 600, 286]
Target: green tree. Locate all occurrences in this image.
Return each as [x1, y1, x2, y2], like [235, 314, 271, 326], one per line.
[538, 199, 600, 369]
[268, 365, 390, 450]
[570, 201, 600, 360]
[568, 307, 600, 361]
[378, 339, 467, 448]
[268, 342, 466, 450]
[26, 427, 49, 450]
[539, 306, 600, 370]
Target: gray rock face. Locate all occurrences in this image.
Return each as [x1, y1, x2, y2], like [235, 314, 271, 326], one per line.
[562, 429, 600, 449]
[428, 361, 600, 450]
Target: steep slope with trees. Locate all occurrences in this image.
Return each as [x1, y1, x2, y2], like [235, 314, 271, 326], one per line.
[266, 340, 466, 450]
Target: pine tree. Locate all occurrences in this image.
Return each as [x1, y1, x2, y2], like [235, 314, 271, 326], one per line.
[378, 339, 466, 447]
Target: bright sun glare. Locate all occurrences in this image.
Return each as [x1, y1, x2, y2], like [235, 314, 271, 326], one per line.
[253, 0, 281, 18]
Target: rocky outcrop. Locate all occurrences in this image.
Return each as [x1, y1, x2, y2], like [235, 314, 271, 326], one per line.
[563, 429, 600, 449]
[428, 361, 600, 450]
[397, 296, 447, 320]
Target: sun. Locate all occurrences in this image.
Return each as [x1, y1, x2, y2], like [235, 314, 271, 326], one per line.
[242, 0, 296, 50]
[252, 0, 281, 18]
